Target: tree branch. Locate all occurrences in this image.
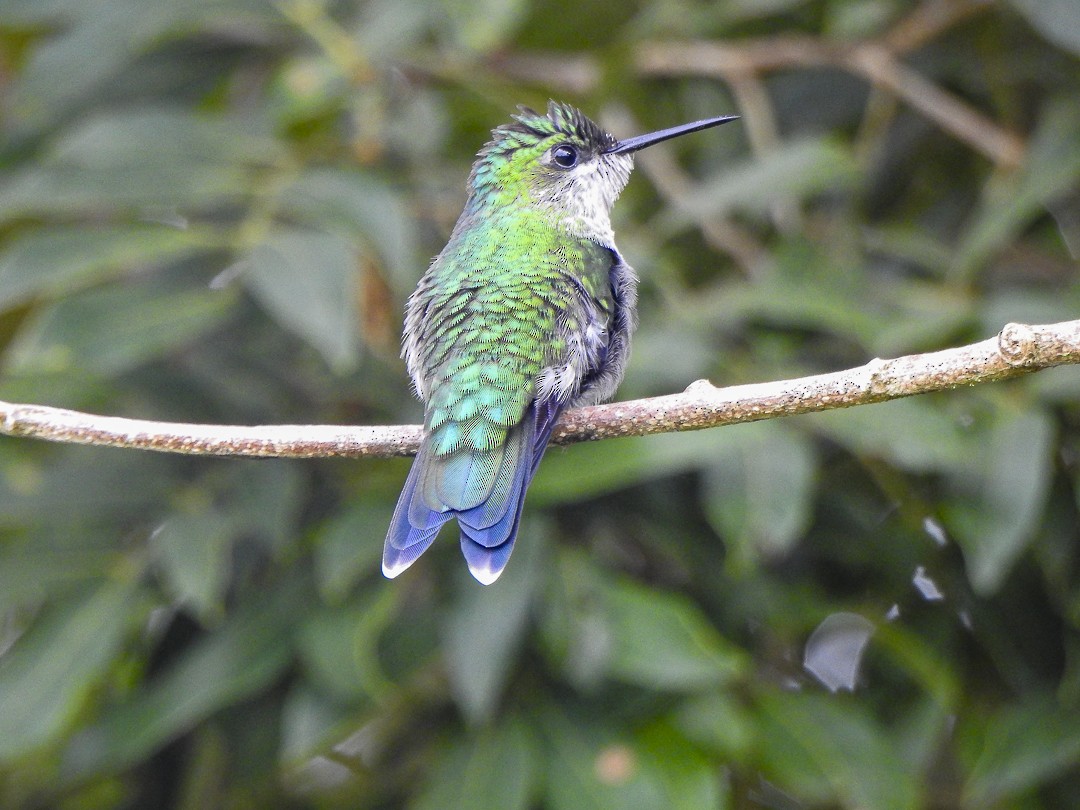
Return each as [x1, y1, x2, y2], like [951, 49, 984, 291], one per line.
[635, 37, 1025, 169]
[489, 1, 1023, 169]
[1, 320, 1077, 459]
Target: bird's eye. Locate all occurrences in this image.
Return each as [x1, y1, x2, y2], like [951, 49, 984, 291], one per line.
[551, 144, 579, 168]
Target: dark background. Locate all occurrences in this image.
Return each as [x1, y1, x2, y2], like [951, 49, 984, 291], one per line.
[1, 0, 1079, 807]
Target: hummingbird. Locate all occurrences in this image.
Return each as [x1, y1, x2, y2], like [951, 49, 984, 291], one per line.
[383, 101, 737, 584]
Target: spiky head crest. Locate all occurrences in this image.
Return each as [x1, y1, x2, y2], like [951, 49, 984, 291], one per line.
[481, 101, 617, 161]
[466, 101, 634, 245]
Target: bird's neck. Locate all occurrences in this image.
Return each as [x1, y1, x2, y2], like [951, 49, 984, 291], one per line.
[462, 185, 616, 249]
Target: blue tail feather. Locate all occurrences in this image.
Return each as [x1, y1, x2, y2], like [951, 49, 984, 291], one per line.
[458, 428, 531, 548]
[531, 397, 563, 475]
[455, 424, 526, 532]
[430, 444, 502, 511]
[382, 529, 441, 577]
[383, 453, 453, 578]
[459, 530, 519, 586]
[382, 399, 564, 584]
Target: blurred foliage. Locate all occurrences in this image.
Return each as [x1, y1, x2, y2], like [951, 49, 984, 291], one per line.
[1, 0, 1079, 807]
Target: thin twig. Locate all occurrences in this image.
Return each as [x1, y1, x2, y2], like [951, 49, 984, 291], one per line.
[636, 38, 1024, 168]
[482, 1, 1017, 166]
[845, 44, 1024, 168]
[2, 320, 1077, 459]
[723, 66, 802, 234]
[882, 0, 992, 54]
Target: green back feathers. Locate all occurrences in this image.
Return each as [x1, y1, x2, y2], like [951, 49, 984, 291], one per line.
[387, 101, 646, 582]
[421, 211, 572, 454]
[402, 101, 627, 515]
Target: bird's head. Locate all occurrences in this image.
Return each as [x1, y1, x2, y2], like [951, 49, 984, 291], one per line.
[467, 100, 736, 244]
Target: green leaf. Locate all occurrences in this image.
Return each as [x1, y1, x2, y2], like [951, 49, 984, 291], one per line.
[530, 430, 728, 504]
[542, 710, 665, 810]
[352, 0, 434, 61]
[49, 107, 282, 170]
[244, 229, 361, 372]
[757, 692, 920, 810]
[7, 0, 152, 126]
[948, 408, 1055, 594]
[950, 101, 1080, 281]
[861, 224, 954, 275]
[825, 0, 898, 39]
[63, 576, 305, 778]
[670, 693, 755, 759]
[278, 169, 419, 285]
[5, 280, 235, 377]
[351, 585, 401, 700]
[862, 278, 977, 357]
[636, 721, 727, 810]
[441, 0, 529, 51]
[0, 225, 205, 310]
[442, 524, 543, 722]
[0, 579, 142, 760]
[412, 718, 538, 810]
[299, 607, 374, 702]
[541, 708, 726, 810]
[280, 687, 348, 768]
[0, 447, 177, 526]
[0, 108, 281, 219]
[313, 502, 386, 603]
[965, 696, 1080, 805]
[703, 423, 816, 565]
[541, 561, 744, 692]
[623, 324, 716, 395]
[811, 397, 974, 473]
[214, 460, 304, 555]
[0, 539, 123, 612]
[664, 137, 859, 225]
[295, 587, 399, 704]
[980, 287, 1080, 338]
[676, 237, 927, 351]
[151, 509, 233, 623]
[0, 0, 83, 26]
[598, 576, 745, 691]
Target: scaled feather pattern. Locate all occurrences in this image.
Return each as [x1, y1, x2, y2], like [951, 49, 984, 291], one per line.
[383, 101, 639, 584]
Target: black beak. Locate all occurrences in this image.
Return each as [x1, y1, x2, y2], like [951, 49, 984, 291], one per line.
[603, 114, 739, 155]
